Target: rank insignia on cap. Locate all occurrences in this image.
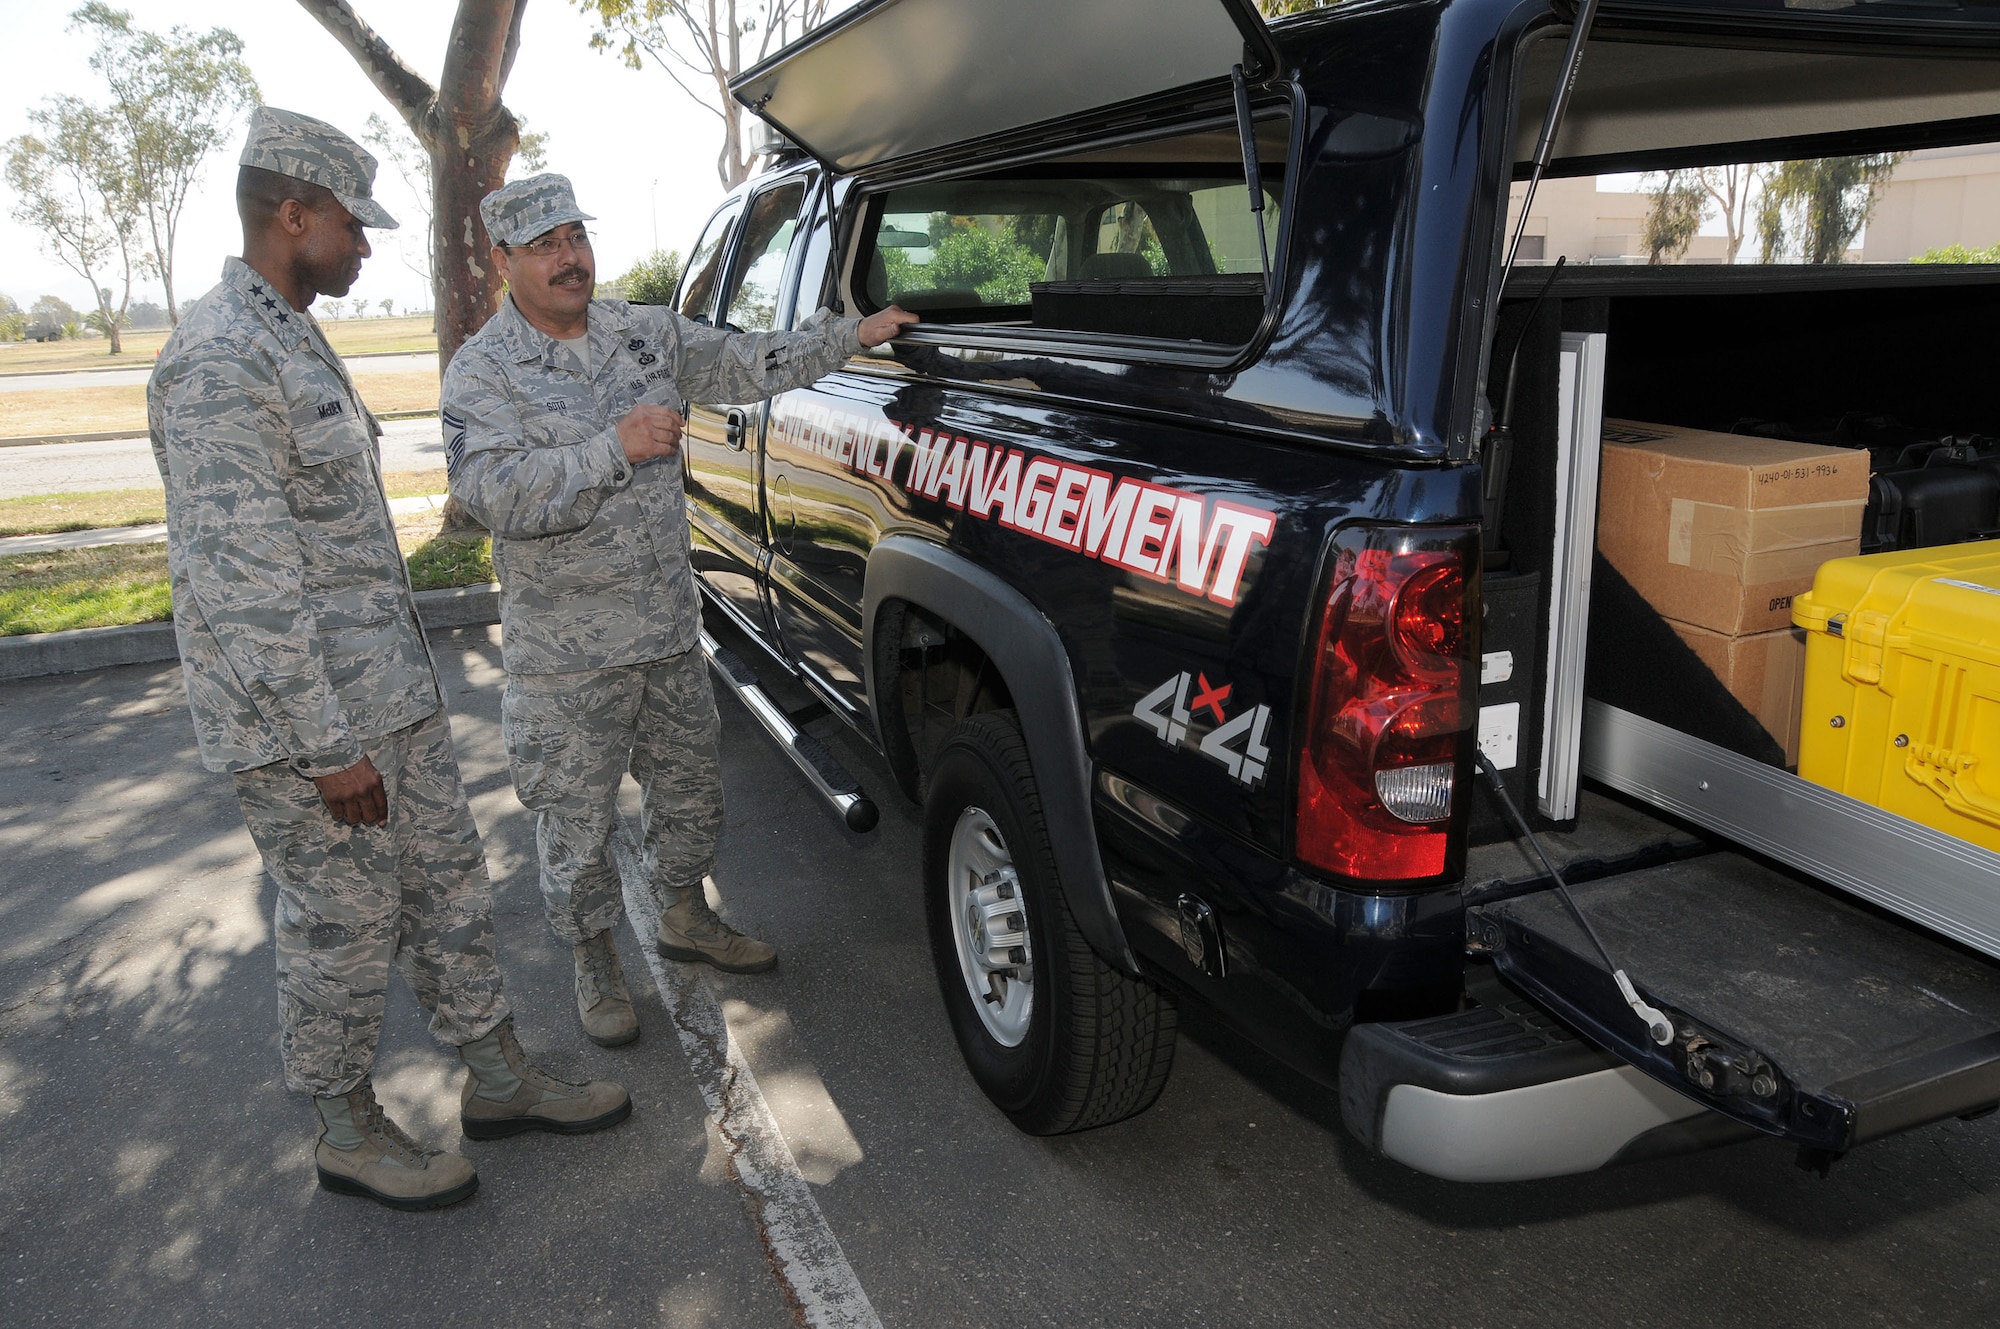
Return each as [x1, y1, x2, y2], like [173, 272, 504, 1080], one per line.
[628, 338, 645, 351]
[638, 352, 657, 366]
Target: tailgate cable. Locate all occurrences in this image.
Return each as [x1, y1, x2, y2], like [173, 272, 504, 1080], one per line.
[1475, 752, 1676, 1046]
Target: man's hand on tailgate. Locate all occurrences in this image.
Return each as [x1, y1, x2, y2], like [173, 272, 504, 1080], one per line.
[858, 304, 920, 347]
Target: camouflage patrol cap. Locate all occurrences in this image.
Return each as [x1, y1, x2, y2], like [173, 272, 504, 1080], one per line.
[238, 106, 398, 230]
[481, 173, 596, 248]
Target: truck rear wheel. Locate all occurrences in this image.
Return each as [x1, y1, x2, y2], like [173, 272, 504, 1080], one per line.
[923, 709, 1177, 1134]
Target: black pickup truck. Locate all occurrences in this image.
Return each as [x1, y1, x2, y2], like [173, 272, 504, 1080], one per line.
[669, 0, 2000, 1181]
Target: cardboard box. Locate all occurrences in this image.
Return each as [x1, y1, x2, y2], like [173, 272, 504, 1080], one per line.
[1668, 620, 1807, 767]
[1596, 420, 1869, 635]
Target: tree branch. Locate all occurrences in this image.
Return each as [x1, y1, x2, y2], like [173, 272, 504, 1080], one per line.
[496, 0, 528, 94]
[292, 0, 435, 127]
[439, 0, 523, 127]
[641, 49, 728, 123]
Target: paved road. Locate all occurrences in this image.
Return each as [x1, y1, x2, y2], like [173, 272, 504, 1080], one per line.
[4, 631, 2000, 1327]
[0, 417, 447, 498]
[0, 352, 437, 393]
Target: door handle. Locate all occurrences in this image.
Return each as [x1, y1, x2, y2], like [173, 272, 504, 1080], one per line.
[725, 408, 748, 451]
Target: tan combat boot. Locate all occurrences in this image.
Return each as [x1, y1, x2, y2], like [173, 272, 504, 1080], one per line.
[656, 887, 778, 973]
[574, 928, 639, 1047]
[314, 1083, 478, 1211]
[458, 1019, 632, 1140]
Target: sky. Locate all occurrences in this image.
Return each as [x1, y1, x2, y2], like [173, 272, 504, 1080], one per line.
[0, 0, 798, 318]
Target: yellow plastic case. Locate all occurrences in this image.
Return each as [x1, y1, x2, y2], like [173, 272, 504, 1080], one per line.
[1794, 539, 2000, 852]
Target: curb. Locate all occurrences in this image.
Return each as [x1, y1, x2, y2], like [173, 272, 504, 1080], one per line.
[0, 410, 440, 449]
[0, 358, 157, 379]
[0, 428, 147, 448]
[0, 583, 500, 683]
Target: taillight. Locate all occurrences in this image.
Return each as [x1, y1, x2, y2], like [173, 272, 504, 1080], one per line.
[1295, 525, 1477, 883]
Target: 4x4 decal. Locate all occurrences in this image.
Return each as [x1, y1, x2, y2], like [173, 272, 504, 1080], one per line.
[1134, 670, 1273, 787]
[775, 402, 1276, 607]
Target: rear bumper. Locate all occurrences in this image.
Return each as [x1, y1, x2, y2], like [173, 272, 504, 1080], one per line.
[1339, 973, 1749, 1182]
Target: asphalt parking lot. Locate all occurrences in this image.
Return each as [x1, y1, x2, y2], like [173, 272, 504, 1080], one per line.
[4, 626, 2000, 1328]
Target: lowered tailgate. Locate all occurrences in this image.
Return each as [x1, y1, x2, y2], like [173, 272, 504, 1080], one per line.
[1471, 853, 2000, 1154]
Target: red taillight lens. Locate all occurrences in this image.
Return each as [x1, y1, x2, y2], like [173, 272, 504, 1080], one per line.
[1295, 527, 1476, 883]
[1391, 562, 1465, 681]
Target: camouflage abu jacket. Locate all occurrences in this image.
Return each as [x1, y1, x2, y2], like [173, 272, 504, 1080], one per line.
[441, 294, 860, 674]
[148, 257, 439, 775]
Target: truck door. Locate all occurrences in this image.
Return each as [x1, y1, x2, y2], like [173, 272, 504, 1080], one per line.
[680, 189, 764, 640]
[760, 180, 891, 725]
[687, 178, 812, 641]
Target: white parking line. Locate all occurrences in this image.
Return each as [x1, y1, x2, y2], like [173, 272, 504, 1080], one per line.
[612, 828, 882, 1329]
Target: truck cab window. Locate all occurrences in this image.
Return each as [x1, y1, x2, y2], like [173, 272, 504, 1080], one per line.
[676, 203, 742, 323]
[723, 181, 808, 333]
[852, 118, 1288, 347]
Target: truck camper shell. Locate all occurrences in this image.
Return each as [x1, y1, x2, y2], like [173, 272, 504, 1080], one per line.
[702, 0, 2000, 1180]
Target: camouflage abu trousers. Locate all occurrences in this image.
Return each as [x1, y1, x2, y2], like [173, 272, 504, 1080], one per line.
[501, 645, 723, 945]
[234, 709, 510, 1097]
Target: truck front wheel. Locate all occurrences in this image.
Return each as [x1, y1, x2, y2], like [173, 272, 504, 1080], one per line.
[923, 710, 1177, 1134]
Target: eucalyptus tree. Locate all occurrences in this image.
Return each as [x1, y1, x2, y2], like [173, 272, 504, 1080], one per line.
[296, 0, 533, 366]
[571, 0, 839, 189]
[71, 5, 260, 327]
[4, 98, 142, 355]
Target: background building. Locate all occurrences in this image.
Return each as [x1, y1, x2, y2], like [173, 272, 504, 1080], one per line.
[1507, 145, 2000, 266]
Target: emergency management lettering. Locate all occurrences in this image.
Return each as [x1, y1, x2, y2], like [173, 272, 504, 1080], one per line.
[778, 403, 1276, 607]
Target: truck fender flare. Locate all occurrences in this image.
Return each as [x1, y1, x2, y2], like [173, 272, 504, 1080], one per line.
[862, 535, 1140, 975]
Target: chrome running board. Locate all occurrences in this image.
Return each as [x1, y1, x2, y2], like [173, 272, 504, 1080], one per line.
[701, 629, 880, 834]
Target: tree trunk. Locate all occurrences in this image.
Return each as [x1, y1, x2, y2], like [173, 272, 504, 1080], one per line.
[422, 110, 518, 369]
[296, 0, 529, 536]
[92, 288, 124, 355]
[421, 109, 515, 536]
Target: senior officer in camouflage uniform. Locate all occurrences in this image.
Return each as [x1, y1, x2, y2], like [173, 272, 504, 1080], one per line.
[443, 175, 915, 1046]
[149, 111, 630, 1212]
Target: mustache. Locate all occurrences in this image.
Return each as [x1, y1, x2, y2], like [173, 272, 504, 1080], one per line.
[550, 265, 589, 286]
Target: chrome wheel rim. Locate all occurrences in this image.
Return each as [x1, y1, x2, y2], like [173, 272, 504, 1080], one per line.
[945, 806, 1034, 1047]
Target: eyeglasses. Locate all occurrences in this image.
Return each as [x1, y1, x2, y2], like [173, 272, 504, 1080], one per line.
[510, 229, 592, 258]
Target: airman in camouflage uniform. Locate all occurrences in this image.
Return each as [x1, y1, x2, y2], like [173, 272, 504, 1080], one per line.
[149, 110, 629, 1212]
[442, 174, 915, 1046]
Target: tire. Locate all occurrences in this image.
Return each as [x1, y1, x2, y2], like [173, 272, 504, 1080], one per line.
[923, 709, 1178, 1134]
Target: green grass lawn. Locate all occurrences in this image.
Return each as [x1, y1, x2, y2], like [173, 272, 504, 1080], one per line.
[0, 544, 174, 635]
[406, 534, 495, 592]
[0, 509, 493, 637]
[0, 469, 451, 537]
